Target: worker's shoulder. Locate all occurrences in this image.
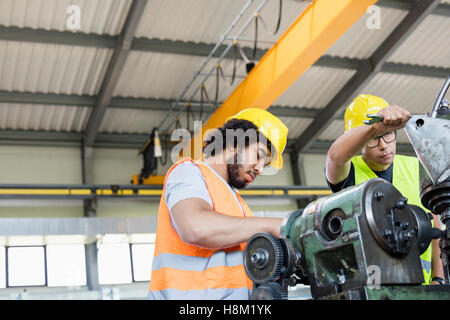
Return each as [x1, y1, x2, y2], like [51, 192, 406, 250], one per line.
[167, 160, 203, 181]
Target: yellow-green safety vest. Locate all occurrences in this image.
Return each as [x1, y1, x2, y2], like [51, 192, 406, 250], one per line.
[352, 155, 433, 284]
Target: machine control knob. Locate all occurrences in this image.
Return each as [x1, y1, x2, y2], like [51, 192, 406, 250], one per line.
[250, 249, 269, 269]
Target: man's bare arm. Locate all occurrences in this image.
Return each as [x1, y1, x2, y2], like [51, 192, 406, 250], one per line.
[326, 105, 410, 184]
[431, 214, 444, 284]
[170, 197, 282, 250]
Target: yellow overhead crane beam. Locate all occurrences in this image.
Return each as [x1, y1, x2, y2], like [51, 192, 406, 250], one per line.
[187, 0, 377, 159]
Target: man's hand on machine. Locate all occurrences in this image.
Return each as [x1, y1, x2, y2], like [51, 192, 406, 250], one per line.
[365, 105, 411, 135]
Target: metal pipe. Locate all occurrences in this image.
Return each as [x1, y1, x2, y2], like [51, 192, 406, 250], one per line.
[157, 0, 255, 131]
[176, 0, 255, 105]
[174, 100, 218, 107]
[225, 36, 276, 44]
[431, 74, 450, 118]
[196, 72, 247, 79]
[187, 0, 269, 103]
[161, 0, 270, 133]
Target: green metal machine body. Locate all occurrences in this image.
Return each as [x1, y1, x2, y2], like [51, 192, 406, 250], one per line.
[285, 178, 443, 299]
[245, 178, 445, 300]
[283, 179, 425, 299]
[245, 177, 450, 300]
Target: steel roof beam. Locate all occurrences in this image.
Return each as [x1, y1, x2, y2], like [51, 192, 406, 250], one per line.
[0, 130, 415, 155]
[0, 90, 336, 120]
[83, 0, 147, 147]
[379, 0, 450, 16]
[292, 0, 441, 156]
[0, 29, 448, 78]
[0, 1, 447, 48]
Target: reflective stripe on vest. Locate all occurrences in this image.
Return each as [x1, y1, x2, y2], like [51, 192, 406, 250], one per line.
[152, 250, 244, 271]
[148, 158, 253, 299]
[352, 155, 433, 284]
[148, 287, 251, 300]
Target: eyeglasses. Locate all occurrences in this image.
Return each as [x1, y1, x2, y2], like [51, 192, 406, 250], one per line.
[366, 131, 397, 149]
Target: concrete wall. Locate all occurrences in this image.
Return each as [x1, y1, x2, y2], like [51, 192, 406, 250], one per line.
[302, 154, 328, 187]
[0, 146, 83, 184]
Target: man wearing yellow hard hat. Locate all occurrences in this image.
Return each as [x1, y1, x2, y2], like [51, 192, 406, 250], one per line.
[325, 94, 443, 285]
[148, 108, 288, 300]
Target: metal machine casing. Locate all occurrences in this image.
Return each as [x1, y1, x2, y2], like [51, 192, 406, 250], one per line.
[264, 178, 430, 299]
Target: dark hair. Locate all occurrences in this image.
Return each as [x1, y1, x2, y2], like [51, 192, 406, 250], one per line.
[202, 119, 272, 157]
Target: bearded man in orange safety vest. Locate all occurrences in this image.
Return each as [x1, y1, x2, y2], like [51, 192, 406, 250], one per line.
[148, 108, 289, 300]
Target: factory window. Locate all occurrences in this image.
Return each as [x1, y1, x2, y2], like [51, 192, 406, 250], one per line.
[131, 243, 154, 281]
[0, 246, 5, 288]
[7, 246, 46, 287]
[97, 243, 132, 285]
[46, 244, 87, 287]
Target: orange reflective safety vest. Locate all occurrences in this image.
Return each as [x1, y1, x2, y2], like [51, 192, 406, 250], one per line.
[148, 158, 254, 299]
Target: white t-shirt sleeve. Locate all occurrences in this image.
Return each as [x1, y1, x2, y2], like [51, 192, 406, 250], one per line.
[165, 162, 213, 212]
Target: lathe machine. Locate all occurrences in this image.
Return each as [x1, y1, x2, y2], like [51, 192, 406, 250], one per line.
[244, 75, 450, 300]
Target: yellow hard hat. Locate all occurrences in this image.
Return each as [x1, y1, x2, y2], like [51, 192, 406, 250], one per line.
[226, 108, 288, 169]
[344, 94, 389, 132]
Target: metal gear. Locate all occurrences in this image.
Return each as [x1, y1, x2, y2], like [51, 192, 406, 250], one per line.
[244, 232, 285, 284]
[251, 282, 288, 300]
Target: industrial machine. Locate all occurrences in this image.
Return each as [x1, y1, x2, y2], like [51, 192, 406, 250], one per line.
[244, 75, 450, 300]
[131, 128, 166, 185]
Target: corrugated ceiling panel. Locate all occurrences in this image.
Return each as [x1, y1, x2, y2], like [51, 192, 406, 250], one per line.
[99, 108, 191, 135]
[324, 7, 408, 59]
[387, 14, 450, 68]
[0, 103, 90, 132]
[278, 117, 313, 140]
[358, 72, 449, 115]
[114, 53, 357, 110]
[198, 58, 248, 104]
[135, 0, 308, 47]
[274, 66, 357, 108]
[317, 119, 344, 141]
[113, 51, 248, 102]
[0, 0, 131, 35]
[113, 51, 205, 99]
[0, 40, 112, 95]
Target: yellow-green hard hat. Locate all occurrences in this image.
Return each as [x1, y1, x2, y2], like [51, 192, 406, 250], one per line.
[344, 94, 389, 132]
[227, 108, 288, 170]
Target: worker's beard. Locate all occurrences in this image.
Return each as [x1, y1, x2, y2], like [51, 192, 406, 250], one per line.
[227, 153, 247, 189]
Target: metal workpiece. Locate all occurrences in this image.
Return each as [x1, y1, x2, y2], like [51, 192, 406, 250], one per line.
[430, 74, 450, 118]
[404, 75, 450, 285]
[404, 115, 450, 186]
